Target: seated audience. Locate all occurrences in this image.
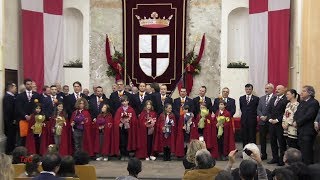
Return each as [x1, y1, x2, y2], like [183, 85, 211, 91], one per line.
[183, 149, 221, 180]
[0, 153, 14, 180]
[73, 150, 90, 165]
[183, 139, 206, 170]
[116, 158, 142, 180]
[215, 170, 233, 180]
[47, 144, 59, 154]
[281, 148, 310, 179]
[12, 146, 28, 164]
[272, 168, 296, 180]
[239, 160, 260, 180]
[19, 154, 41, 177]
[57, 156, 77, 177]
[33, 153, 62, 180]
[308, 162, 320, 180]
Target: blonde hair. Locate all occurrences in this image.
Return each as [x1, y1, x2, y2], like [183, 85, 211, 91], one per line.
[144, 100, 154, 111]
[0, 153, 14, 180]
[74, 97, 89, 110]
[186, 140, 206, 163]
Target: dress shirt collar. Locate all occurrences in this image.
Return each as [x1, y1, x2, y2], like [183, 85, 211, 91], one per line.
[40, 171, 56, 176]
[6, 91, 15, 96]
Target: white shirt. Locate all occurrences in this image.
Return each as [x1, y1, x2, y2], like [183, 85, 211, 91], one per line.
[74, 92, 80, 99]
[6, 91, 15, 96]
[40, 171, 56, 176]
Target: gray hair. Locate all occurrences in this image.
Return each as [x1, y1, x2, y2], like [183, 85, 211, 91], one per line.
[195, 149, 215, 169]
[303, 85, 315, 97]
[284, 148, 302, 165]
[265, 83, 274, 89]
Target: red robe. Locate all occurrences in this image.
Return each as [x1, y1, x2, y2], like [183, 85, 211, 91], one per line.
[153, 113, 176, 153]
[135, 110, 157, 159]
[70, 110, 94, 156]
[175, 114, 198, 157]
[111, 106, 138, 156]
[39, 120, 51, 155]
[94, 113, 113, 155]
[213, 110, 236, 156]
[49, 114, 72, 156]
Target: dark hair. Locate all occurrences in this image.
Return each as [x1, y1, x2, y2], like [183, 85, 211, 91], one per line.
[12, 146, 28, 164]
[287, 89, 300, 101]
[218, 100, 227, 106]
[215, 170, 233, 180]
[5, 81, 16, 91]
[41, 153, 61, 172]
[245, 84, 253, 89]
[150, 82, 160, 93]
[25, 154, 41, 177]
[183, 105, 190, 111]
[24, 78, 32, 85]
[73, 81, 82, 87]
[57, 156, 76, 177]
[33, 103, 43, 114]
[73, 151, 90, 165]
[201, 86, 207, 91]
[99, 103, 110, 115]
[96, 86, 103, 89]
[272, 168, 296, 180]
[164, 103, 172, 114]
[50, 85, 57, 88]
[239, 160, 257, 180]
[53, 102, 67, 119]
[127, 158, 142, 177]
[284, 148, 302, 165]
[42, 85, 49, 92]
[120, 95, 129, 102]
[195, 150, 215, 169]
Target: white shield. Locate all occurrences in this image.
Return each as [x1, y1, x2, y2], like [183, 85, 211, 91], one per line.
[139, 35, 170, 78]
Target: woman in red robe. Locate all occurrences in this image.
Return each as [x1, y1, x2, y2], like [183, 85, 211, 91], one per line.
[153, 103, 176, 161]
[70, 98, 94, 156]
[94, 103, 113, 161]
[136, 100, 157, 160]
[49, 102, 72, 156]
[213, 100, 235, 160]
[111, 95, 138, 160]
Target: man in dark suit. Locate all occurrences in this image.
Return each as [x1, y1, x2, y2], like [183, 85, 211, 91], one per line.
[15, 79, 41, 146]
[42, 85, 64, 119]
[109, 79, 134, 115]
[212, 87, 236, 117]
[65, 81, 86, 119]
[239, 84, 259, 147]
[193, 86, 212, 116]
[3, 82, 17, 154]
[294, 85, 319, 165]
[266, 85, 288, 166]
[132, 82, 151, 115]
[257, 83, 275, 160]
[33, 153, 62, 180]
[152, 84, 173, 115]
[89, 86, 111, 120]
[173, 87, 194, 122]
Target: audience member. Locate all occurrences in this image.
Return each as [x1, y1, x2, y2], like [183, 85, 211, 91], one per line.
[73, 150, 90, 165]
[308, 162, 320, 180]
[12, 146, 28, 164]
[0, 153, 14, 180]
[57, 156, 77, 178]
[183, 149, 221, 180]
[116, 158, 142, 180]
[47, 144, 59, 154]
[183, 139, 206, 170]
[272, 168, 296, 180]
[33, 153, 62, 180]
[19, 154, 41, 177]
[283, 148, 302, 166]
[215, 170, 233, 180]
[239, 160, 258, 180]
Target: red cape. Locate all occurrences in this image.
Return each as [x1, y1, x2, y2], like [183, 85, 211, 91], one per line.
[49, 114, 72, 156]
[135, 110, 157, 159]
[175, 114, 198, 157]
[94, 113, 113, 156]
[71, 110, 94, 156]
[153, 113, 176, 153]
[25, 114, 37, 154]
[111, 106, 138, 156]
[213, 110, 236, 156]
[39, 120, 51, 155]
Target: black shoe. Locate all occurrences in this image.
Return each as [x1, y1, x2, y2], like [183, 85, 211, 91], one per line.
[261, 154, 267, 160]
[277, 161, 285, 166]
[267, 159, 278, 164]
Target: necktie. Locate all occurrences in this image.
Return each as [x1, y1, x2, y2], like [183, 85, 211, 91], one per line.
[140, 95, 144, 103]
[274, 96, 280, 106]
[52, 96, 56, 106]
[97, 97, 100, 107]
[265, 95, 270, 106]
[76, 94, 79, 99]
[224, 98, 227, 103]
[246, 96, 250, 104]
[27, 92, 31, 101]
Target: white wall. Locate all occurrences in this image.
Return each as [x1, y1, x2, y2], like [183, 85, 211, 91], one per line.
[63, 0, 90, 90]
[221, 0, 249, 117]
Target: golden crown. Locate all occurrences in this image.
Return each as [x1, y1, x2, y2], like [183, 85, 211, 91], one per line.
[135, 12, 173, 29]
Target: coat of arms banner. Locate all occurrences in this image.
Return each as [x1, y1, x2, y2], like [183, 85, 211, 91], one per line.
[123, 0, 187, 92]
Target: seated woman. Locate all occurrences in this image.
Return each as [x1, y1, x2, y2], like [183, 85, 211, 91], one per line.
[57, 156, 78, 178]
[183, 140, 206, 170]
[19, 154, 41, 177]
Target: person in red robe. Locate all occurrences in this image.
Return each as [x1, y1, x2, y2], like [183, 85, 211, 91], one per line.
[175, 105, 196, 157]
[213, 100, 235, 161]
[136, 100, 157, 160]
[153, 103, 176, 161]
[111, 95, 138, 160]
[25, 103, 46, 155]
[94, 103, 113, 161]
[49, 102, 72, 156]
[70, 98, 94, 156]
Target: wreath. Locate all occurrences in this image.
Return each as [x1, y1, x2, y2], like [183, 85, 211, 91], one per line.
[106, 49, 124, 77]
[184, 50, 202, 75]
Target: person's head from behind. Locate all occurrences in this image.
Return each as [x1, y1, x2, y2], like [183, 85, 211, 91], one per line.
[0, 153, 14, 180]
[73, 150, 90, 165]
[186, 140, 206, 164]
[25, 154, 41, 177]
[57, 156, 76, 177]
[215, 170, 233, 180]
[272, 168, 296, 180]
[283, 148, 302, 166]
[12, 146, 28, 164]
[41, 153, 61, 173]
[239, 160, 257, 180]
[47, 144, 58, 154]
[195, 149, 215, 169]
[127, 158, 142, 177]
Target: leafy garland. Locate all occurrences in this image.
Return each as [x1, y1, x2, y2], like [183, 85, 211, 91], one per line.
[184, 50, 202, 75]
[106, 50, 125, 77]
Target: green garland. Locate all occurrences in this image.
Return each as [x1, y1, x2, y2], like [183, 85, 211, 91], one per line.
[184, 50, 202, 75]
[106, 50, 125, 77]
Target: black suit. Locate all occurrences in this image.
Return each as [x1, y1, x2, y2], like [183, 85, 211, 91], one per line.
[193, 96, 212, 116]
[212, 97, 236, 117]
[151, 92, 173, 115]
[3, 92, 17, 154]
[33, 173, 63, 180]
[267, 95, 288, 162]
[109, 91, 134, 115]
[65, 93, 86, 119]
[42, 95, 63, 119]
[132, 92, 151, 115]
[294, 97, 319, 165]
[239, 95, 259, 147]
[173, 97, 194, 124]
[89, 95, 112, 119]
